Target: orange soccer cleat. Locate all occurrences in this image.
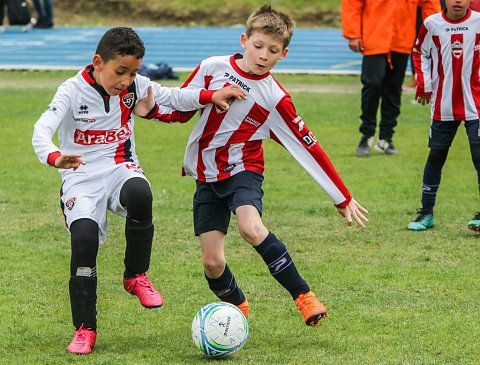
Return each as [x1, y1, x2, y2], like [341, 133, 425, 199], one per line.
[236, 298, 249, 318]
[294, 291, 327, 326]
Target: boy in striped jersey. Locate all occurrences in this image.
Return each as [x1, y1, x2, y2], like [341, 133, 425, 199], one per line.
[408, 0, 480, 231]
[141, 5, 368, 325]
[32, 27, 246, 354]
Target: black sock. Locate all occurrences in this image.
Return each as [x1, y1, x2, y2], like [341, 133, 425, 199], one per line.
[205, 264, 246, 306]
[421, 160, 442, 214]
[69, 276, 97, 331]
[254, 232, 310, 300]
[124, 218, 154, 278]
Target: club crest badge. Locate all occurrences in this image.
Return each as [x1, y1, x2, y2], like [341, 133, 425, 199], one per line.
[452, 40, 463, 59]
[122, 92, 135, 109]
[65, 197, 76, 211]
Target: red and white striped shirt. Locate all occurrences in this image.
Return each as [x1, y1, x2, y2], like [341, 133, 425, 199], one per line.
[413, 9, 480, 121]
[177, 54, 351, 207]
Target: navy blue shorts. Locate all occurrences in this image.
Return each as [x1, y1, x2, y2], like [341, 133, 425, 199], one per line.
[429, 119, 480, 149]
[193, 170, 264, 236]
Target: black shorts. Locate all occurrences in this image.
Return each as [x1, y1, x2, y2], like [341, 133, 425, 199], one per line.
[429, 119, 480, 149]
[193, 170, 264, 236]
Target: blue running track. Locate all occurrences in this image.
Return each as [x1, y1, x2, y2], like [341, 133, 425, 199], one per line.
[0, 26, 363, 73]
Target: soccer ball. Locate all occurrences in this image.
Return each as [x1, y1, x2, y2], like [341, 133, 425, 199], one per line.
[191, 302, 248, 358]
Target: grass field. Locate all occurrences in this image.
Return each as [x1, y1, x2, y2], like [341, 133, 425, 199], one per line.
[1, 70, 480, 364]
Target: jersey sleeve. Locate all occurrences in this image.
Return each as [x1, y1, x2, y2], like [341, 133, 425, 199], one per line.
[32, 81, 72, 166]
[269, 95, 352, 207]
[413, 22, 433, 96]
[135, 74, 205, 111]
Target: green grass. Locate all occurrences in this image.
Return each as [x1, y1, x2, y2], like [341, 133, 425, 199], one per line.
[1, 70, 480, 364]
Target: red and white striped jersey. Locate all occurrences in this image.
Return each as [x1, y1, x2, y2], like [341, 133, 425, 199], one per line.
[32, 65, 205, 179]
[413, 9, 480, 121]
[179, 54, 351, 207]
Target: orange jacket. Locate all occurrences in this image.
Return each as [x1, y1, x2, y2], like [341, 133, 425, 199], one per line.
[341, 0, 441, 56]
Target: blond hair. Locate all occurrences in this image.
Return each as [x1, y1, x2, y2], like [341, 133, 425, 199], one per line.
[246, 5, 295, 49]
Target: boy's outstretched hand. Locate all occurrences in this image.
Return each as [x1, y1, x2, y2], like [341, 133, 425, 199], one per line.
[212, 85, 247, 111]
[134, 86, 155, 117]
[54, 154, 86, 171]
[336, 198, 368, 228]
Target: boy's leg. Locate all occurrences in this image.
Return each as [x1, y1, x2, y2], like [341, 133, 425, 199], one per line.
[69, 218, 99, 331]
[68, 218, 98, 354]
[408, 120, 458, 230]
[465, 120, 480, 231]
[235, 205, 326, 325]
[119, 177, 163, 308]
[236, 205, 309, 299]
[119, 177, 153, 277]
[200, 230, 247, 316]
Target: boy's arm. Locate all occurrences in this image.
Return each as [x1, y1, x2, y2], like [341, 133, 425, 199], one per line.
[135, 74, 246, 113]
[134, 85, 246, 123]
[270, 95, 368, 227]
[412, 23, 433, 104]
[32, 83, 82, 168]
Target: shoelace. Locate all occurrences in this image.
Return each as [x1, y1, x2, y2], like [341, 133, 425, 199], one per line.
[414, 209, 431, 222]
[132, 273, 156, 294]
[72, 326, 91, 344]
[296, 294, 314, 310]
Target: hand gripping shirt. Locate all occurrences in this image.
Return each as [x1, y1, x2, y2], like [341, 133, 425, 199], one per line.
[413, 9, 480, 121]
[178, 54, 352, 207]
[32, 65, 206, 179]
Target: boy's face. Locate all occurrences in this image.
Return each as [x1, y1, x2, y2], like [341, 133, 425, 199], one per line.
[445, 0, 471, 20]
[237, 31, 288, 75]
[92, 54, 142, 96]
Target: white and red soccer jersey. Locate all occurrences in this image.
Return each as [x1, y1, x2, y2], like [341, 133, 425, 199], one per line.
[32, 65, 206, 179]
[413, 9, 480, 121]
[177, 54, 351, 207]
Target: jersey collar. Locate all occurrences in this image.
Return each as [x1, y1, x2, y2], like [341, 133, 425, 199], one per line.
[230, 54, 270, 80]
[81, 64, 111, 113]
[442, 8, 471, 24]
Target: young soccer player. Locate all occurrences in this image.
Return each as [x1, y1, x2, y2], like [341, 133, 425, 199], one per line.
[143, 5, 368, 326]
[32, 26, 245, 354]
[408, 0, 480, 231]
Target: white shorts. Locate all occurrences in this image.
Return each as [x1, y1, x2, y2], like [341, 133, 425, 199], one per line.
[60, 162, 149, 244]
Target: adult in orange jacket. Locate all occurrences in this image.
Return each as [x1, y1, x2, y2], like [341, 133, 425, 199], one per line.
[342, 0, 441, 157]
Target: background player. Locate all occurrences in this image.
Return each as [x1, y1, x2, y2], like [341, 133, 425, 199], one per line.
[141, 5, 368, 326]
[408, 0, 480, 231]
[32, 26, 246, 354]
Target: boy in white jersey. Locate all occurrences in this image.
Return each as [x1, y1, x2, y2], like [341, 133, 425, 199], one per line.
[408, 0, 480, 231]
[32, 27, 245, 354]
[142, 6, 368, 326]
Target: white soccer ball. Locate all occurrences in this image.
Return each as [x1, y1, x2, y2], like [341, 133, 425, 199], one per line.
[191, 302, 248, 358]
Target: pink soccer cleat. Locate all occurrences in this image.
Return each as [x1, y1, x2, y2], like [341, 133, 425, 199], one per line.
[67, 324, 97, 354]
[123, 273, 164, 308]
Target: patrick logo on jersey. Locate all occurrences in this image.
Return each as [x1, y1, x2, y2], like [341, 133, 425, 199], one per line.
[73, 123, 132, 145]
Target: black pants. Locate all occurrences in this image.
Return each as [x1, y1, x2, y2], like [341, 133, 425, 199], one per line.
[360, 52, 409, 140]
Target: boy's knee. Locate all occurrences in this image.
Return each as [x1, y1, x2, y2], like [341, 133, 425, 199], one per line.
[238, 222, 268, 246]
[202, 257, 226, 277]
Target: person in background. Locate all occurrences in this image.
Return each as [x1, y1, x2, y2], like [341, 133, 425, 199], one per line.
[406, 0, 443, 88]
[342, 0, 440, 157]
[33, 0, 53, 28]
[408, 0, 480, 232]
